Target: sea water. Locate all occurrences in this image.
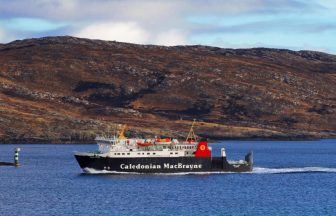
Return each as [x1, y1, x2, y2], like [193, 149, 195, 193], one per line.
[0, 139, 335, 215]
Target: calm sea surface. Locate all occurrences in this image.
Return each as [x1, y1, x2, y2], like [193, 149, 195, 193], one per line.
[1, 139, 336, 215]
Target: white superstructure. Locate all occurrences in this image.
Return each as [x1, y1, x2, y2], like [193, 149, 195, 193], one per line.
[94, 135, 197, 158]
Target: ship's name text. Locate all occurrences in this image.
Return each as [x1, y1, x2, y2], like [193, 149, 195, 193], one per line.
[120, 163, 202, 170]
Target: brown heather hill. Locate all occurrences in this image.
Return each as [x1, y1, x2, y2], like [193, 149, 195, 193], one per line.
[0, 36, 336, 143]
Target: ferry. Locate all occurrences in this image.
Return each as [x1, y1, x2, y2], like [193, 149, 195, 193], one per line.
[74, 122, 253, 174]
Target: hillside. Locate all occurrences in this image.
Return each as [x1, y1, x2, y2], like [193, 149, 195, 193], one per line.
[0, 36, 336, 143]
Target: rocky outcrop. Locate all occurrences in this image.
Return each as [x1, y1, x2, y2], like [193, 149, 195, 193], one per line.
[0, 36, 335, 143]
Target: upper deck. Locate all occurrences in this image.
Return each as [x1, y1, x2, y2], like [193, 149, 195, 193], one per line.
[94, 136, 198, 158]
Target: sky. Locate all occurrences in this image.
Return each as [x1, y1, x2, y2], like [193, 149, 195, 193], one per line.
[0, 0, 336, 53]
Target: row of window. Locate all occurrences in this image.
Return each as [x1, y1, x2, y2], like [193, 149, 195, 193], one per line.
[174, 146, 195, 150]
[113, 152, 157, 156]
[113, 152, 179, 156]
[114, 153, 131, 155]
[138, 152, 156, 155]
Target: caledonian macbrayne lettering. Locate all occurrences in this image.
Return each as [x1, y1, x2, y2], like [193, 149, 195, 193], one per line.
[120, 163, 202, 170]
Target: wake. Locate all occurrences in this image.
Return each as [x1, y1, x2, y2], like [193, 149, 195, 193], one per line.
[253, 167, 336, 174]
[83, 168, 140, 175]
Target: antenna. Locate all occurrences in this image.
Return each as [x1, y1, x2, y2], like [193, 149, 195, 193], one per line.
[114, 124, 119, 138]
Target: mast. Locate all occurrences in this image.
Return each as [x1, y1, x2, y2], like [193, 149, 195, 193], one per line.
[118, 124, 127, 140]
[185, 119, 197, 142]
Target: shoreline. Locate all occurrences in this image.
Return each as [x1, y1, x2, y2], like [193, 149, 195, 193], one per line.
[1, 136, 335, 145]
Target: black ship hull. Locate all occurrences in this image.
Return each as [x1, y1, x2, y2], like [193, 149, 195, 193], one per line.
[74, 153, 253, 174]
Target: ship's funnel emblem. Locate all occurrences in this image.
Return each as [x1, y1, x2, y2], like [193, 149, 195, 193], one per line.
[195, 141, 211, 158]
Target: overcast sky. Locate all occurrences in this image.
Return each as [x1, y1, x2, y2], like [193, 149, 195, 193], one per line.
[0, 0, 336, 53]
